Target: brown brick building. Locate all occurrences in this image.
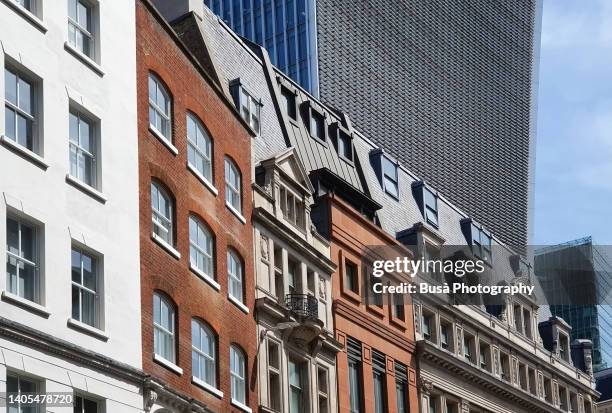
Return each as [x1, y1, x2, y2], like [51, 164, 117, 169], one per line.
[136, 1, 257, 412]
[313, 191, 419, 413]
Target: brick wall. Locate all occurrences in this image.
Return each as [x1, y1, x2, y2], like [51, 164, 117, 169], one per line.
[320, 194, 419, 413]
[136, 2, 257, 412]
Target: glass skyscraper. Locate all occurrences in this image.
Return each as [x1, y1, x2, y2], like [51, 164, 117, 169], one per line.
[535, 237, 612, 372]
[204, 0, 318, 94]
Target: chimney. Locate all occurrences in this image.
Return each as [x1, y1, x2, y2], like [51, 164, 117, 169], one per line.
[151, 0, 205, 22]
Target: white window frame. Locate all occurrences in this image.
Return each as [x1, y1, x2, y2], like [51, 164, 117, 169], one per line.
[69, 109, 97, 188]
[151, 182, 174, 245]
[71, 246, 100, 328]
[279, 185, 305, 230]
[6, 372, 42, 413]
[227, 250, 243, 303]
[189, 216, 214, 278]
[382, 156, 399, 198]
[187, 113, 213, 184]
[267, 339, 282, 411]
[4, 66, 37, 152]
[230, 345, 247, 405]
[192, 319, 217, 388]
[289, 358, 306, 413]
[67, 0, 95, 59]
[423, 187, 438, 227]
[317, 366, 330, 413]
[148, 74, 172, 140]
[238, 86, 261, 134]
[224, 157, 242, 212]
[6, 215, 40, 303]
[153, 292, 176, 363]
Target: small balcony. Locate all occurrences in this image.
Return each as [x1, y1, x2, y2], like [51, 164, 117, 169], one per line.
[285, 294, 318, 320]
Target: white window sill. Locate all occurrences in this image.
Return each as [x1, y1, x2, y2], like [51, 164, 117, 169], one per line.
[190, 264, 220, 291]
[231, 399, 252, 413]
[1, 290, 50, 317]
[65, 174, 107, 203]
[0, 135, 49, 170]
[67, 318, 109, 341]
[64, 42, 104, 76]
[192, 376, 224, 399]
[228, 294, 249, 314]
[226, 203, 246, 224]
[152, 233, 181, 259]
[187, 163, 218, 196]
[154, 353, 183, 375]
[1, 0, 47, 32]
[149, 126, 178, 155]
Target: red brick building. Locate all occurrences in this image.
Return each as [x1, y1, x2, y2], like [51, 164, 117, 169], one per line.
[312, 189, 419, 413]
[136, 1, 257, 412]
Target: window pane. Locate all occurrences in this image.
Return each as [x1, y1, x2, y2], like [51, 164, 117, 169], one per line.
[6, 218, 19, 254]
[68, 0, 77, 20]
[18, 77, 31, 115]
[5, 107, 16, 140]
[5, 69, 17, 105]
[79, 117, 91, 151]
[72, 285, 80, 319]
[71, 249, 81, 283]
[17, 114, 32, 149]
[82, 253, 96, 290]
[83, 398, 98, 413]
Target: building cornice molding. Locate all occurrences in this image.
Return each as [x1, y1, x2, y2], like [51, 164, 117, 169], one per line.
[0, 316, 145, 384]
[418, 340, 598, 408]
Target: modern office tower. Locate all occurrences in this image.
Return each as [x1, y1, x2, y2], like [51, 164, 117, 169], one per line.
[203, 0, 318, 93]
[0, 1, 144, 411]
[203, 0, 542, 251]
[535, 237, 612, 372]
[136, 1, 258, 412]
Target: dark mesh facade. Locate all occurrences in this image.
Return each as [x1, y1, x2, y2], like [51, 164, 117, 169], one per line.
[316, 0, 538, 249]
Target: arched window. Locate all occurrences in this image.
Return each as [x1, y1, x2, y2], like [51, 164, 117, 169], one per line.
[227, 250, 243, 304]
[153, 292, 175, 363]
[192, 319, 216, 388]
[151, 181, 173, 245]
[148, 74, 172, 140]
[187, 114, 213, 183]
[230, 345, 246, 405]
[189, 216, 214, 278]
[224, 157, 242, 213]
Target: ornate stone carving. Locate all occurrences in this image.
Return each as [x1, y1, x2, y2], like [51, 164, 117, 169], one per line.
[418, 377, 434, 395]
[585, 352, 593, 377]
[318, 276, 326, 300]
[461, 400, 470, 413]
[260, 234, 269, 260]
[144, 389, 157, 412]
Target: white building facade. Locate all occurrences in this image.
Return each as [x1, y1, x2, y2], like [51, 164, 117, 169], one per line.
[253, 149, 341, 413]
[0, 1, 143, 411]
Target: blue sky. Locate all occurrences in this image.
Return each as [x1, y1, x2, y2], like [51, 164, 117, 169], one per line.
[534, 0, 612, 245]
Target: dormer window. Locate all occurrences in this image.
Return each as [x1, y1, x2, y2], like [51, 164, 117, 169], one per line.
[470, 223, 492, 263]
[279, 185, 306, 231]
[559, 332, 570, 361]
[281, 87, 297, 120]
[231, 80, 261, 134]
[309, 110, 326, 142]
[382, 156, 399, 198]
[423, 187, 438, 227]
[337, 130, 353, 161]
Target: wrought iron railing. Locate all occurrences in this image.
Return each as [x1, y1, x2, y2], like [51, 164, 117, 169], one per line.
[285, 294, 318, 320]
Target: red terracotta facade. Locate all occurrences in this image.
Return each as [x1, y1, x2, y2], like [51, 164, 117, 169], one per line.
[136, 2, 257, 412]
[322, 194, 420, 413]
